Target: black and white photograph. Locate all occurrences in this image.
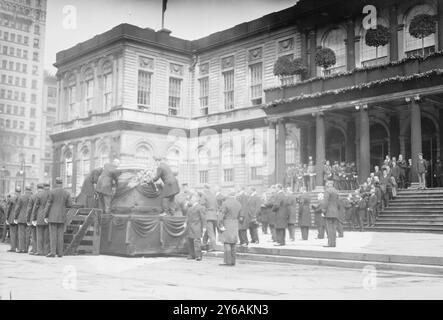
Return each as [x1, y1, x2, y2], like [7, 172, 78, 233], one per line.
[1, 0, 443, 304]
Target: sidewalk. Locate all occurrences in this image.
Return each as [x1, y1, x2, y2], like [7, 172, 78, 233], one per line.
[230, 228, 443, 258]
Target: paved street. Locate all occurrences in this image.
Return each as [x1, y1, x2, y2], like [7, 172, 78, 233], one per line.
[1, 243, 443, 300]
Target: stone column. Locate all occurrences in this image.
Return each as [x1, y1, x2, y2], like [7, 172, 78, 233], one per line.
[346, 18, 356, 71]
[315, 112, 325, 187]
[276, 119, 286, 186]
[93, 61, 100, 114]
[359, 105, 370, 184]
[438, 0, 443, 51]
[389, 5, 399, 61]
[409, 98, 422, 183]
[308, 30, 317, 78]
[306, 124, 315, 162]
[397, 24, 405, 60]
[267, 120, 276, 186]
[52, 145, 62, 186]
[399, 135, 406, 158]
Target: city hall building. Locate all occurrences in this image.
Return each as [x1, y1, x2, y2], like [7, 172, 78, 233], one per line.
[51, 0, 443, 195]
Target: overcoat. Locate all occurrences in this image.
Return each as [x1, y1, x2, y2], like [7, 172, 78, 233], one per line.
[185, 203, 206, 239]
[76, 167, 103, 208]
[298, 193, 311, 227]
[219, 197, 241, 244]
[14, 192, 31, 223]
[153, 162, 180, 197]
[323, 187, 340, 219]
[96, 163, 120, 196]
[272, 191, 289, 229]
[32, 189, 50, 225]
[44, 186, 73, 224]
[236, 193, 250, 230]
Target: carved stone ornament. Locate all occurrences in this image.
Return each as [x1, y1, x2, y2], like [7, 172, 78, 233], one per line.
[248, 47, 262, 61]
[139, 56, 154, 70]
[278, 38, 294, 53]
[199, 62, 209, 75]
[102, 60, 113, 74]
[221, 55, 235, 70]
[170, 63, 184, 76]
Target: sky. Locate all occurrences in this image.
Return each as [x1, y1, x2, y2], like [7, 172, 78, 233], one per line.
[44, 0, 297, 74]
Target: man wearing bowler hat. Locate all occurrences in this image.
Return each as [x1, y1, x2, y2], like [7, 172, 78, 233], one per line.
[44, 177, 72, 257]
[153, 156, 180, 215]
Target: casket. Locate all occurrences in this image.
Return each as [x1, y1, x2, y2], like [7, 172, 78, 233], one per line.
[97, 168, 186, 256]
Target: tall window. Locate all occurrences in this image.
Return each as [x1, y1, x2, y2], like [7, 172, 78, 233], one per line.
[249, 62, 262, 105]
[84, 69, 94, 116]
[137, 70, 152, 110]
[199, 77, 209, 115]
[246, 141, 264, 181]
[361, 24, 389, 66]
[98, 145, 109, 168]
[221, 144, 234, 183]
[62, 150, 73, 188]
[103, 73, 112, 111]
[78, 148, 90, 194]
[199, 170, 209, 184]
[168, 77, 181, 116]
[405, 5, 436, 57]
[322, 28, 347, 74]
[68, 85, 76, 118]
[223, 70, 234, 110]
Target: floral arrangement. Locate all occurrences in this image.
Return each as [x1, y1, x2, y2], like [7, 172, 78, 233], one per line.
[128, 169, 155, 188]
[264, 50, 443, 91]
[365, 25, 390, 55]
[273, 56, 308, 77]
[315, 47, 336, 70]
[264, 69, 443, 108]
[409, 14, 437, 56]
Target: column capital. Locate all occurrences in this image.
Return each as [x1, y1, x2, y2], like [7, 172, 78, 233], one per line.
[264, 118, 278, 127]
[312, 111, 324, 117]
[405, 95, 421, 103]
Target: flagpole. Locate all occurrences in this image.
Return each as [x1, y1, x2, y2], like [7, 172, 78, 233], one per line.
[162, 12, 164, 29]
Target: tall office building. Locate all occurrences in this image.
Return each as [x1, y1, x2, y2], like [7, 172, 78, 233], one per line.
[40, 71, 56, 183]
[0, 0, 47, 195]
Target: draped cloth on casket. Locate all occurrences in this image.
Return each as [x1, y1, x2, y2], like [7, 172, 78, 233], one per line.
[104, 214, 186, 246]
[114, 171, 162, 199]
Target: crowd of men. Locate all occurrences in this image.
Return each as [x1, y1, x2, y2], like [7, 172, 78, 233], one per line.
[0, 177, 72, 257]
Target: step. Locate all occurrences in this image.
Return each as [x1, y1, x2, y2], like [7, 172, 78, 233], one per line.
[377, 217, 443, 222]
[205, 252, 443, 275]
[388, 203, 443, 207]
[366, 226, 443, 233]
[383, 209, 443, 213]
[379, 215, 443, 219]
[375, 221, 443, 227]
[390, 199, 443, 203]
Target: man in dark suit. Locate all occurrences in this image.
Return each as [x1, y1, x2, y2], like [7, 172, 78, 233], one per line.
[153, 157, 180, 215]
[200, 184, 218, 251]
[247, 187, 261, 244]
[323, 181, 340, 247]
[14, 186, 32, 253]
[44, 177, 73, 257]
[6, 187, 21, 252]
[417, 153, 428, 189]
[219, 190, 241, 266]
[32, 182, 51, 255]
[236, 187, 250, 246]
[185, 194, 206, 261]
[26, 184, 40, 255]
[272, 184, 289, 246]
[76, 167, 103, 208]
[96, 159, 120, 214]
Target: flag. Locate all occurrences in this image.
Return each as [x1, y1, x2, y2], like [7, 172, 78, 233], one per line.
[162, 0, 168, 14]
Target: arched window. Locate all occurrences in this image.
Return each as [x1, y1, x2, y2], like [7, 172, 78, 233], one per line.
[102, 60, 113, 111]
[322, 28, 347, 74]
[361, 21, 389, 66]
[198, 148, 210, 168]
[78, 148, 90, 192]
[66, 74, 77, 120]
[97, 145, 109, 168]
[61, 149, 73, 188]
[167, 148, 180, 173]
[83, 68, 94, 116]
[404, 4, 436, 57]
[135, 145, 152, 167]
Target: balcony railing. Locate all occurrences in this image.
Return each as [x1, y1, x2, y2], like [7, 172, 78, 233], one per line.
[265, 51, 443, 105]
[54, 107, 189, 134]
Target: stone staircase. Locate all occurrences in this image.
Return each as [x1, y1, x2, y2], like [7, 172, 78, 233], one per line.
[368, 188, 443, 233]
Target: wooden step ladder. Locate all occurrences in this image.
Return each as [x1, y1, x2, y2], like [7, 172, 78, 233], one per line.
[63, 208, 102, 255]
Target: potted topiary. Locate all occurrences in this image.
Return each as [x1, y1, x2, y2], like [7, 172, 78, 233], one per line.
[365, 24, 390, 58]
[409, 13, 437, 56]
[315, 47, 336, 75]
[273, 55, 296, 83]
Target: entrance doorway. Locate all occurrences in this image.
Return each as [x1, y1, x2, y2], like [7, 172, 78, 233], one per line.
[326, 127, 345, 163]
[370, 123, 389, 169]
